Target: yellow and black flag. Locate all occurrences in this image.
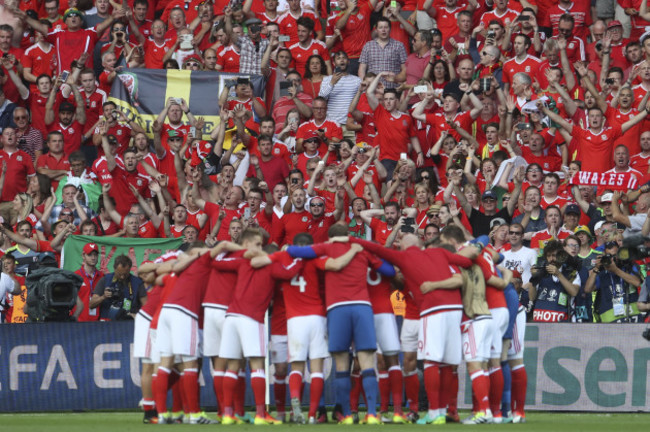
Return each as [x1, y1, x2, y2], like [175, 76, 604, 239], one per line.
[109, 69, 265, 140]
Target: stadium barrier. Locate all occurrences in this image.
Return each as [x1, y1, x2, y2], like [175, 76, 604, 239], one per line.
[1, 322, 649, 412]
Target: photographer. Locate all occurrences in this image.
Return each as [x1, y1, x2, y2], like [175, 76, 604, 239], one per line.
[585, 241, 642, 323]
[89, 254, 147, 321]
[529, 240, 581, 322]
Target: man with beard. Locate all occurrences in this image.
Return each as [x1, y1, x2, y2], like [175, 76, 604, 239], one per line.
[45, 81, 86, 155]
[359, 202, 409, 246]
[319, 51, 361, 126]
[99, 121, 151, 216]
[272, 187, 310, 246]
[92, 102, 145, 156]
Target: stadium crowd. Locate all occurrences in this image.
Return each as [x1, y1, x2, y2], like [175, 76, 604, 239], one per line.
[1, 0, 650, 424]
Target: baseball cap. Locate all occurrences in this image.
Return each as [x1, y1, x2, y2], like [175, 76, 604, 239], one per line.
[482, 190, 497, 201]
[442, 90, 462, 103]
[245, 17, 263, 26]
[59, 101, 75, 113]
[565, 204, 581, 215]
[574, 225, 592, 239]
[182, 53, 203, 66]
[642, 31, 650, 45]
[490, 217, 507, 229]
[168, 129, 182, 139]
[594, 220, 607, 232]
[304, 130, 322, 142]
[600, 192, 614, 203]
[83, 242, 99, 254]
[63, 8, 84, 20]
[607, 20, 622, 29]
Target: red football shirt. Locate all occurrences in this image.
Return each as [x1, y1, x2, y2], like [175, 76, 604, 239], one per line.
[272, 251, 326, 319]
[309, 242, 384, 310]
[569, 124, 622, 173]
[163, 253, 213, 318]
[289, 39, 330, 77]
[214, 256, 300, 323]
[367, 269, 394, 315]
[203, 249, 247, 308]
[0, 150, 36, 201]
[373, 105, 416, 162]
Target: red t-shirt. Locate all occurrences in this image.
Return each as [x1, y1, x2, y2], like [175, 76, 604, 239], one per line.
[203, 249, 247, 308]
[569, 124, 623, 173]
[0, 150, 36, 202]
[203, 201, 241, 241]
[46, 28, 98, 74]
[289, 39, 330, 77]
[352, 240, 472, 317]
[144, 38, 176, 69]
[502, 56, 543, 89]
[374, 105, 415, 161]
[36, 153, 69, 191]
[272, 209, 311, 246]
[214, 256, 299, 323]
[272, 251, 326, 319]
[310, 242, 383, 310]
[369, 217, 393, 246]
[163, 253, 213, 318]
[22, 43, 57, 85]
[333, 3, 372, 58]
[74, 267, 105, 322]
[277, 10, 322, 46]
[217, 46, 241, 73]
[48, 121, 84, 155]
[367, 269, 394, 314]
[109, 164, 151, 216]
[475, 251, 506, 309]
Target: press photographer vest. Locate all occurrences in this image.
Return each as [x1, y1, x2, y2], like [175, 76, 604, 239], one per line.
[533, 275, 570, 322]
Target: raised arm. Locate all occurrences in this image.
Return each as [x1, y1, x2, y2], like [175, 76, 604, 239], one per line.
[539, 100, 572, 132]
[102, 183, 123, 224]
[622, 99, 650, 133]
[365, 72, 387, 111]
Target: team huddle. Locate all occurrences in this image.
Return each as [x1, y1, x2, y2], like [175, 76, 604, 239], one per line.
[133, 223, 528, 425]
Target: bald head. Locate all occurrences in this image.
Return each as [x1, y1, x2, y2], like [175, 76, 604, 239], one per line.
[400, 233, 422, 250]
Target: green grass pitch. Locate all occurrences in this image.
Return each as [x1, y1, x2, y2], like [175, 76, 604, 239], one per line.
[2, 412, 650, 431]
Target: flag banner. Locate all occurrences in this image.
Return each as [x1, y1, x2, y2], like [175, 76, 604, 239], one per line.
[569, 171, 640, 191]
[61, 235, 184, 274]
[109, 69, 266, 140]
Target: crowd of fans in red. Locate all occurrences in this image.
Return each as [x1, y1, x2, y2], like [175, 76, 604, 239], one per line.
[0, 0, 650, 326]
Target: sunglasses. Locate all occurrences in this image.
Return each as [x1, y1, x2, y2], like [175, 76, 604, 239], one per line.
[509, 231, 522, 235]
[310, 203, 324, 207]
[14, 115, 27, 120]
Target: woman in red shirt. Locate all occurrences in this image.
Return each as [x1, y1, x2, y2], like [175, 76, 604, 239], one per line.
[302, 55, 328, 99]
